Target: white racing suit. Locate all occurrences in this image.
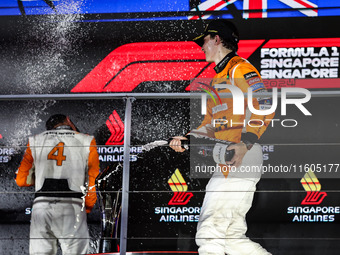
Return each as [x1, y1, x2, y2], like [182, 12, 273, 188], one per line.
[195, 144, 271, 255]
[16, 126, 100, 255]
[30, 197, 90, 255]
[192, 52, 274, 255]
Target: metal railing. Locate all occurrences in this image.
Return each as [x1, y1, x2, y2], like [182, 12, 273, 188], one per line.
[2, 90, 340, 255]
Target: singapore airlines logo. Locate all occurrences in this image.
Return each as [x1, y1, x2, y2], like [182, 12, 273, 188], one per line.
[168, 169, 193, 205]
[106, 110, 124, 145]
[300, 170, 327, 205]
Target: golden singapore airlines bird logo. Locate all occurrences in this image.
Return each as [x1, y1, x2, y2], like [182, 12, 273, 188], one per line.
[168, 169, 193, 205]
[300, 169, 327, 205]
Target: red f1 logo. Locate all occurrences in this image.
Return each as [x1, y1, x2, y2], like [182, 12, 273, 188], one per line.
[71, 41, 263, 93]
[105, 110, 124, 145]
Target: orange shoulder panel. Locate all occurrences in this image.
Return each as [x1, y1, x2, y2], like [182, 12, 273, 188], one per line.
[85, 138, 100, 213]
[15, 142, 35, 187]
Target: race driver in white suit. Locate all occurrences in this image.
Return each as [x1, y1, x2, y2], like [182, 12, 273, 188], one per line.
[170, 20, 273, 255]
[15, 114, 100, 255]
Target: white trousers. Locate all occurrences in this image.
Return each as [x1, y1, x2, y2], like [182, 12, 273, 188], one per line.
[29, 197, 90, 255]
[196, 144, 271, 255]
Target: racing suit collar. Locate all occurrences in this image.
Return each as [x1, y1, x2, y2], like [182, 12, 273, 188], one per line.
[214, 51, 237, 74]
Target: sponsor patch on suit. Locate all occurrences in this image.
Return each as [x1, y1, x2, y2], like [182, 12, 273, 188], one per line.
[212, 103, 228, 114]
[244, 71, 258, 80]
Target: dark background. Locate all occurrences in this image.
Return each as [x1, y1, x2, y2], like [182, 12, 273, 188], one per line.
[1, 3, 340, 255]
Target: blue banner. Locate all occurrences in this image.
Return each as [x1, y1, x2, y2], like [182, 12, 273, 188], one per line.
[0, 0, 340, 20]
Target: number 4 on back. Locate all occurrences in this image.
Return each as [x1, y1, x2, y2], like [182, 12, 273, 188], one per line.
[48, 142, 66, 166]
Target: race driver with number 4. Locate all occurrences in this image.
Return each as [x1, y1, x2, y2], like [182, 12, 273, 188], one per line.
[15, 114, 100, 255]
[170, 20, 274, 255]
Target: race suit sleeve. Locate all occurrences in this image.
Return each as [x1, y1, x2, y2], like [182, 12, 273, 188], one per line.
[15, 143, 34, 187]
[15, 142, 35, 187]
[85, 138, 100, 213]
[234, 65, 275, 143]
[195, 98, 216, 137]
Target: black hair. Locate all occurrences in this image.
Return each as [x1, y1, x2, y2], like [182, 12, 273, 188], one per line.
[46, 114, 67, 130]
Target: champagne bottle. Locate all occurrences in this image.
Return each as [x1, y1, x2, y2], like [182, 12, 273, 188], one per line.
[180, 133, 235, 164]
